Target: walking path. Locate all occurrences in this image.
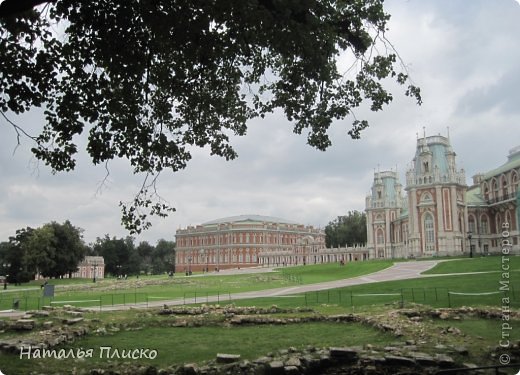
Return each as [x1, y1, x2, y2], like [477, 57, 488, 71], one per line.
[0, 261, 438, 316]
[94, 260, 439, 312]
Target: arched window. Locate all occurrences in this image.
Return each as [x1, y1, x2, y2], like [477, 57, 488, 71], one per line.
[468, 215, 476, 234]
[483, 185, 490, 201]
[480, 215, 489, 235]
[501, 175, 508, 198]
[492, 179, 499, 199]
[376, 229, 384, 244]
[505, 210, 512, 228]
[424, 213, 435, 251]
[423, 161, 429, 173]
[512, 171, 519, 194]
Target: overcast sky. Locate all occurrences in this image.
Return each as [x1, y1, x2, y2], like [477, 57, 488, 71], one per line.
[1, 0, 520, 246]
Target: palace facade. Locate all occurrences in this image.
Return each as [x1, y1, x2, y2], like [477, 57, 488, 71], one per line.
[175, 215, 326, 272]
[366, 134, 520, 258]
[175, 133, 519, 267]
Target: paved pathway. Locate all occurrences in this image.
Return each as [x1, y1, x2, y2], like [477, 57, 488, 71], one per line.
[0, 261, 438, 316]
[93, 260, 439, 312]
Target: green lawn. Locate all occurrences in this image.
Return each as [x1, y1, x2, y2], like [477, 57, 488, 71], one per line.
[2, 257, 518, 311]
[1, 257, 520, 374]
[0, 261, 394, 311]
[232, 271, 520, 310]
[279, 259, 394, 283]
[2, 322, 396, 374]
[423, 255, 520, 275]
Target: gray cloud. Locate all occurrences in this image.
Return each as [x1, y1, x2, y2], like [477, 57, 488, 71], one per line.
[457, 66, 520, 115]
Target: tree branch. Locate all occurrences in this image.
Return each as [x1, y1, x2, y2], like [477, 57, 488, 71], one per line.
[0, 0, 55, 19]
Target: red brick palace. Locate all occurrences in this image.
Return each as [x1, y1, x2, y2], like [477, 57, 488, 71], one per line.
[175, 215, 325, 272]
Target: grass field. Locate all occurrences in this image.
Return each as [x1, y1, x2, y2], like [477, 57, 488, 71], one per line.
[218, 256, 520, 310]
[0, 260, 395, 311]
[1, 256, 518, 311]
[7, 314, 516, 375]
[423, 255, 520, 274]
[230, 271, 520, 310]
[278, 259, 394, 283]
[1, 256, 519, 374]
[2, 319, 398, 374]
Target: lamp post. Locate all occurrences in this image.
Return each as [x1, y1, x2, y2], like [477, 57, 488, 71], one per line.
[187, 256, 192, 276]
[92, 262, 98, 283]
[2, 262, 10, 290]
[467, 231, 473, 258]
[200, 248, 209, 273]
[200, 249, 205, 273]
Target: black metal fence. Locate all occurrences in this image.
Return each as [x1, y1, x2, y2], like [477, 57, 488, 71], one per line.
[303, 286, 519, 308]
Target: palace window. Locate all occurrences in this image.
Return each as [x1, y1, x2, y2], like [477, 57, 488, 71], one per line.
[505, 210, 512, 227]
[468, 216, 476, 234]
[501, 175, 508, 198]
[481, 216, 489, 235]
[483, 184, 490, 201]
[424, 213, 435, 251]
[376, 229, 384, 244]
[492, 180, 499, 199]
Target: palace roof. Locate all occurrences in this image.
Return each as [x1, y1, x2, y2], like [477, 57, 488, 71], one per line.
[483, 145, 520, 179]
[202, 214, 298, 226]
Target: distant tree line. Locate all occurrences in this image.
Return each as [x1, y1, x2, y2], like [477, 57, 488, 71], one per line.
[0, 221, 175, 283]
[325, 211, 367, 248]
[0, 211, 368, 282]
[91, 236, 175, 277]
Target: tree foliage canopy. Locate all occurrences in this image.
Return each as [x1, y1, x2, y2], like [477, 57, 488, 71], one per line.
[0, 0, 421, 233]
[91, 235, 175, 275]
[0, 222, 175, 283]
[325, 210, 366, 248]
[0, 220, 86, 281]
[91, 235, 139, 276]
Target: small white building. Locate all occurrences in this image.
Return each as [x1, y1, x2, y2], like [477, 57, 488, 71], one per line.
[71, 256, 105, 280]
